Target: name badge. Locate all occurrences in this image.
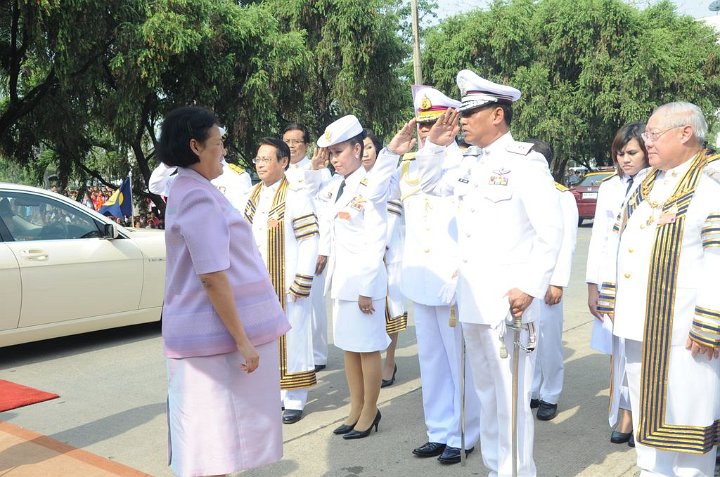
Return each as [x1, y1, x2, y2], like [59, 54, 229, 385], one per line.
[657, 205, 678, 225]
[338, 211, 351, 220]
[458, 177, 470, 184]
[267, 217, 280, 228]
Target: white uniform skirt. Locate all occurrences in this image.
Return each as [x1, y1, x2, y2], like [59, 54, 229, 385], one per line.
[332, 299, 390, 352]
[166, 340, 282, 477]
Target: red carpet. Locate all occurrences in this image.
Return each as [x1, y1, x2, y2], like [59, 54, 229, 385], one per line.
[0, 380, 59, 412]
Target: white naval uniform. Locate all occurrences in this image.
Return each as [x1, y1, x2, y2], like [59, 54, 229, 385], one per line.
[286, 157, 333, 367]
[531, 186, 578, 405]
[389, 143, 481, 450]
[318, 148, 398, 352]
[384, 190, 407, 332]
[417, 133, 563, 477]
[148, 161, 252, 209]
[607, 155, 720, 476]
[586, 172, 639, 427]
[247, 178, 319, 412]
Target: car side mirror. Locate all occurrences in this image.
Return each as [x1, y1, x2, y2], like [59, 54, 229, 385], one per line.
[102, 223, 119, 239]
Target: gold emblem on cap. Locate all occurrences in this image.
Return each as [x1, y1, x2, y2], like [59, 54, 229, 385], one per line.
[324, 130, 332, 142]
[458, 77, 467, 96]
[420, 95, 432, 110]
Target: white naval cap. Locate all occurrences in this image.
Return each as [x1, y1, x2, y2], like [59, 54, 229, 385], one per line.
[317, 115, 363, 147]
[414, 87, 461, 123]
[456, 69, 521, 113]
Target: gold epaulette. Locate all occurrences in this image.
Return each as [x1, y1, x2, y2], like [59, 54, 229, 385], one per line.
[704, 153, 720, 184]
[555, 182, 569, 192]
[227, 163, 245, 175]
[401, 152, 416, 162]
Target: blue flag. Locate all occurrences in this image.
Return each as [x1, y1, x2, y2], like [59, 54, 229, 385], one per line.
[99, 177, 133, 218]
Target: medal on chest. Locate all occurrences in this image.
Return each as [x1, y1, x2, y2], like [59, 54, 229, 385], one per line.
[489, 168, 510, 186]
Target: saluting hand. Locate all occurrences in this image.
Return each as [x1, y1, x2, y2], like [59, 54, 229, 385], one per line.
[311, 147, 330, 170]
[387, 118, 417, 155]
[428, 109, 460, 147]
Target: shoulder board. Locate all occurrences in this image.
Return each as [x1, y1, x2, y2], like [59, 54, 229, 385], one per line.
[601, 172, 618, 183]
[226, 163, 245, 175]
[359, 177, 369, 187]
[401, 152, 416, 162]
[505, 141, 534, 156]
[704, 161, 720, 184]
[554, 182, 568, 192]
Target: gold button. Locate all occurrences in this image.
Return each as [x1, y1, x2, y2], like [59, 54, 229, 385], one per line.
[424, 248, 430, 253]
[640, 224, 646, 229]
[624, 272, 631, 278]
[628, 247, 634, 253]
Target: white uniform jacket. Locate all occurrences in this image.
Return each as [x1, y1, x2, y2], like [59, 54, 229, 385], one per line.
[285, 156, 333, 196]
[318, 148, 399, 301]
[149, 161, 252, 210]
[389, 143, 463, 306]
[417, 133, 563, 325]
[550, 187, 579, 288]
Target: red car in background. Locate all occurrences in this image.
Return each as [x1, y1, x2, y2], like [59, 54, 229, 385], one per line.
[570, 170, 615, 225]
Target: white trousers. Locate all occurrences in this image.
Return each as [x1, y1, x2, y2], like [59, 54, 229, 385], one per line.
[464, 323, 537, 477]
[310, 267, 328, 366]
[531, 299, 564, 404]
[414, 303, 481, 448]
[281, 296, 314, 411]
[625, 339, 717, 477]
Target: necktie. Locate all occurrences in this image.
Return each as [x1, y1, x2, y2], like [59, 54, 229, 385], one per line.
[625, 175, 634, 197]
[335, 180, 346, 203]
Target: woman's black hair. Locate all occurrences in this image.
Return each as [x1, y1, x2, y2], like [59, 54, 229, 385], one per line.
[157, 106, 219, 167]
[611, 122, 648, 177]
[363, 128, 383, 155]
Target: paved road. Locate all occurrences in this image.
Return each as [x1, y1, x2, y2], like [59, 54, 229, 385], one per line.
[0, 226, 715, 476]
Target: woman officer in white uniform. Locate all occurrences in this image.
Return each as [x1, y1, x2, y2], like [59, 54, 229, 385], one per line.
[316, 115, 416, 439]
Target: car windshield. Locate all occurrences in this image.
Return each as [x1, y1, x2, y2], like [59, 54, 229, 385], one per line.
[579, 172, 613, 187]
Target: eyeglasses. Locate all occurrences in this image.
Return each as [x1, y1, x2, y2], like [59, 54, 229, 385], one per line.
[284, 139, 306, 145]
[252, 156, 276, 165]
[641, 126, 684, 143]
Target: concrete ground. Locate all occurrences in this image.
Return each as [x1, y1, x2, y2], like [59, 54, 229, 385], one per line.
[0, 226, 717, 476]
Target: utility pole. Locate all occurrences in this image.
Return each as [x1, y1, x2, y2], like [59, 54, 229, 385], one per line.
[411, 0, 422, 84]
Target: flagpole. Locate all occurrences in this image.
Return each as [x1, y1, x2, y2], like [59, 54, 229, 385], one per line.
[128, 170, 134, 226]
[411, 0, 422, 85]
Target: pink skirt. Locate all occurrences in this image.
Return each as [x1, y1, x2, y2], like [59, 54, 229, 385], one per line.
[166, 340, 282, 476]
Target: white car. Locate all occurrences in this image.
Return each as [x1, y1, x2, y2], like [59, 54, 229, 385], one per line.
[0, 182, 165, 347]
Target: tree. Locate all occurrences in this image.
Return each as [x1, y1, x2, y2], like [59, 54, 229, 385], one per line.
[422, 0, 720, 179]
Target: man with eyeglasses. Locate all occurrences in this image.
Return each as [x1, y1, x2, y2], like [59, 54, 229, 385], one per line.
[244, 137, 320, 425]
[602, 102, 720, 476]
[282, 123, 334, 373]
[415, 69, 563, 476]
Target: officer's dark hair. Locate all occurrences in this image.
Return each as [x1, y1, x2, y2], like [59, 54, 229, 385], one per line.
[527, 139, 552, 166]
[347, 130, 367, 160]
[611, 122, 648, 178]
[363, 129, 383, 155]
[282, 123, 311, 144]
[259, 137, 291, 170]
[157, 106, 219, 167]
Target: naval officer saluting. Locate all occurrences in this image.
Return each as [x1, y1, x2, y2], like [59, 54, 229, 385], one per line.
[416, 70, 563, 476]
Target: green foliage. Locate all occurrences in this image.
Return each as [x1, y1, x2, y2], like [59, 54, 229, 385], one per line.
[423, 0, 720, 178]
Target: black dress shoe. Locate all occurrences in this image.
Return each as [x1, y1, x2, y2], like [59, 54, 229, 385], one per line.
[412, 442, 446, 457]
[333, 421, 358, 435]
[438, 446, 474, 465]
[628, 433, 635, 448]
[343, 410, 381, 440]
[610, 430, 632, 444]
[381, 364, 397, 388]
[282, 409, 303, 424]
[314, 364, 326, 372]
[530, 398, 540, 409]
[536, 401, 558, 421]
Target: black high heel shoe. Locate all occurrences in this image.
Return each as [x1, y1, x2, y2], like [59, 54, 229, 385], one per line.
[343, 410, 381, 440]
[333, 421, 358, 435]
[381, 364, 397, 388]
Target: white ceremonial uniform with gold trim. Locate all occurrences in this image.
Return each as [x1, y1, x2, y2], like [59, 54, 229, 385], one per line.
[390, 142, 482, 450]
[417, 132, 562, 477]
[244, 176, 319, 412]
[384, 189, 408, 333]
[606, 154, 720, 476]
[532, 185, 578, 405]
[318, 148, 398, 352]
[148, 161, 252, 209]
[286, 156, 334, 368]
